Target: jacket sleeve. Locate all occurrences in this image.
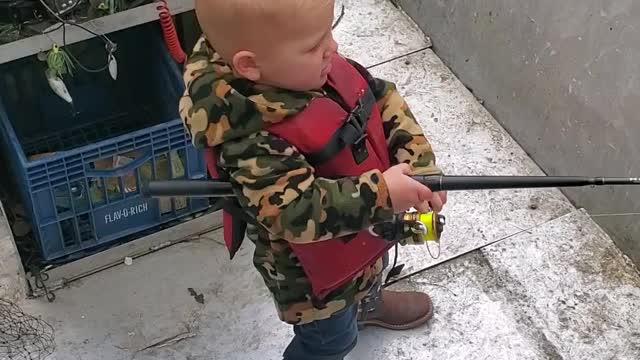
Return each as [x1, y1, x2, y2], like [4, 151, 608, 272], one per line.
[347, 57, 441, 175]
[217, 131, 395, 244]
[370, 77, 443, 176]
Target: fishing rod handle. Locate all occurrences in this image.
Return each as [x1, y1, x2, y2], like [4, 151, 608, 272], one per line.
[142, 179, 234, 197]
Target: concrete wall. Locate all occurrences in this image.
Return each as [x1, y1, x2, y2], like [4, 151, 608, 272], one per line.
[397, 0, 640, 265]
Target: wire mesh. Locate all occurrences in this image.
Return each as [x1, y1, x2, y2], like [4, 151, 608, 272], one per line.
[0, 298, 55, 360]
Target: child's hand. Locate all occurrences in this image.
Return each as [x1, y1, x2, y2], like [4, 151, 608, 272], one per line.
[383, 164, 437, 214]
[417, 190, 447, 213]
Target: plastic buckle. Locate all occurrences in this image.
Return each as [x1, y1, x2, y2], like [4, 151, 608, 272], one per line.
[351, 135, 368, 164]
[346, 99, 369, 164]
[346, 100, 365, 132]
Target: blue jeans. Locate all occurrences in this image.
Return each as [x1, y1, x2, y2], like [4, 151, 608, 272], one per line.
[282, 304, 359, 360]
[283, 253, 388, 359]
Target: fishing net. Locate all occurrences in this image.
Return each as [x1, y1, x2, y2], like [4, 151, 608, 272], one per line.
[0, 298, 55, 360]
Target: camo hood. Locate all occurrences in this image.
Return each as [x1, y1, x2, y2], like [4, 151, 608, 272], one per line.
[179, 36, 323, 149]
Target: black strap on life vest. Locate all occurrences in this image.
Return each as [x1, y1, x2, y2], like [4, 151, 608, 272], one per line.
[305, 60, 378, 166]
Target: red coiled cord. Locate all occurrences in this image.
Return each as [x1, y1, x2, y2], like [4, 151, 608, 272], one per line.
[156, 0, 186, 63]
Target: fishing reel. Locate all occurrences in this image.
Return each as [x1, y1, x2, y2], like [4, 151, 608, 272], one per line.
[369, 210, 446, 250]
[402, 211, 446, 243]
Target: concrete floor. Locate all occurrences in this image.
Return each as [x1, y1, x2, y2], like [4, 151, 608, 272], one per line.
[10, 0, 640, 359]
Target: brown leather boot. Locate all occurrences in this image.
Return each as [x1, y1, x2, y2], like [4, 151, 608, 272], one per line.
[357, 289, 434, 330]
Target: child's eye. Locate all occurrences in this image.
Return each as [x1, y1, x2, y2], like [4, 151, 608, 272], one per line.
[307, 43, 322, 53]
[306, 30, 330, 53]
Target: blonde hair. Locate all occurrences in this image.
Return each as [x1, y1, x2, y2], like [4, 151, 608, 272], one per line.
[195, 0, 334, 59]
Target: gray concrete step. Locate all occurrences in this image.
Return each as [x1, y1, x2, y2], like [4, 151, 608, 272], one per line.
[19, 209, 640, 360]
[366, 40, 576, 278]
[352, 208, 640, 360]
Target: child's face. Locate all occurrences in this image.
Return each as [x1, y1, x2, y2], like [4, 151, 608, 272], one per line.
[228, 0, 339, 91]
[256, 2, 339, 91]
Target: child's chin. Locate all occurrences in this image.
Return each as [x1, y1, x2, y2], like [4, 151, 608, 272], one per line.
[287, 76, 327, 91]
[297, 79, 327, 91]
[316, 75, 329, 87]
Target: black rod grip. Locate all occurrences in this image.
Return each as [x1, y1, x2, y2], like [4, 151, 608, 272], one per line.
[143, 180, 234, 198]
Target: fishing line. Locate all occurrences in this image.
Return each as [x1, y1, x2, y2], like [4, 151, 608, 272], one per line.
[39, 0, 115, 73]
[588, 212, 640, 218]
[383, 208, 640, 287]
[144, 170, 640, 293]
[382, 219, 549, 288]
[38, 0, 114, 45]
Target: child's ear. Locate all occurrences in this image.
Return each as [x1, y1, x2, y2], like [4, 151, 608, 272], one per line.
[232, 51, 261, 81]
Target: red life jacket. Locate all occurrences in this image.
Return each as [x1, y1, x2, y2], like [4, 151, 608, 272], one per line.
[205, 55, 394, 301]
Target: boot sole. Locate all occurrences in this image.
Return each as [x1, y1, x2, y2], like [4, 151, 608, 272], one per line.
[357, 297, 434, 331]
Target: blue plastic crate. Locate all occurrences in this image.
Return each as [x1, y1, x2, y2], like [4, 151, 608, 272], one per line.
[0, 23, 210, 262]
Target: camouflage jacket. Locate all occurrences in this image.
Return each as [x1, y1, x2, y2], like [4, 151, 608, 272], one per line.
[180, 36, 442, 325]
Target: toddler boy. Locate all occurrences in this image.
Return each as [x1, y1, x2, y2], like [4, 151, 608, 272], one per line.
[181, 0, 447, 358]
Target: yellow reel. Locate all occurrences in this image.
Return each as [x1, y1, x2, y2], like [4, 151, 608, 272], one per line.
[402, 211, 446, 242]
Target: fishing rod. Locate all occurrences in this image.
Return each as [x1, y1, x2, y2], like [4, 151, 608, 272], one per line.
[142, 175, 640, 198]
[141, 175, 640, 252]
